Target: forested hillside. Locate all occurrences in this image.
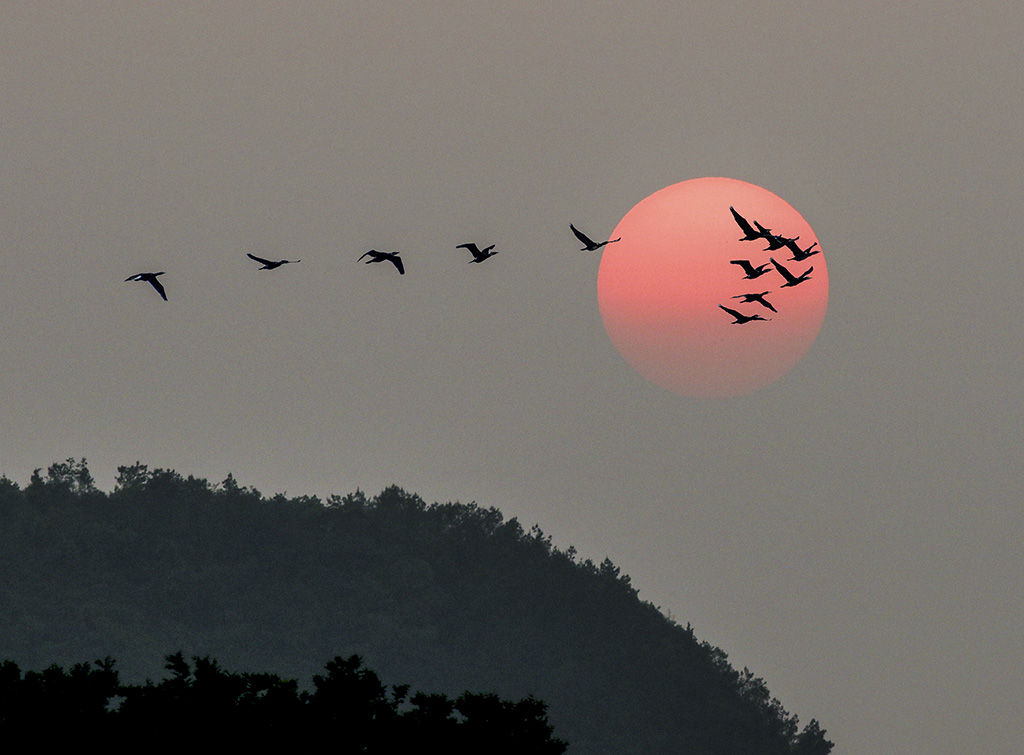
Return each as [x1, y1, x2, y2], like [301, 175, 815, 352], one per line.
[0, 459, 832, 754]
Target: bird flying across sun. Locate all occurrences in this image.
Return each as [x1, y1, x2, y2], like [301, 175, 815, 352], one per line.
[718, 304, 770, 324]
[731, 291, 778, 313]
[729, 207, 770, 242]
[456, 242, 498, 263]
[760, 231, 796, 252]
[752, 220, 777, 240]
[125, 272, 167, 301]
[247, 253, 300, 270]
[729, 259, 773, 280]
[358, 249, 405, 275]
[570, 224, 621, 251]
[770, 258, 813, 287]
[781, 238, 820, 262]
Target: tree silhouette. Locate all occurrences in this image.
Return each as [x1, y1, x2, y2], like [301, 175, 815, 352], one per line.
[0, 653, 568, 751]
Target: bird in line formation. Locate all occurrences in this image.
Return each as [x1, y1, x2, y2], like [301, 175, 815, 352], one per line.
[570, 223, 620, 251]
[721, 207, 819, 324]
[124, 225, 620, 300]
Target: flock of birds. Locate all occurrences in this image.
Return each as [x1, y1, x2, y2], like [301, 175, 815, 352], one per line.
[124, 225, 622, 301]
[720, 207, 819, 324]
[125, 212, 819, 324]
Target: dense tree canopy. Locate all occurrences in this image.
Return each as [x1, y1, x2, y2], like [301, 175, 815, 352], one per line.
[0, 652, 566, 752]
[0, 459, 832, 754]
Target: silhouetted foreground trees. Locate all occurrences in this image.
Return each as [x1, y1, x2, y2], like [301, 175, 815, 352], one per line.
[0, 652, 565, 751]
[0, 459, 833, 754]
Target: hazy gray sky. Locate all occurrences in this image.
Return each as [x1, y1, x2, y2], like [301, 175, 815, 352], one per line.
[2, 3, 1021, 752]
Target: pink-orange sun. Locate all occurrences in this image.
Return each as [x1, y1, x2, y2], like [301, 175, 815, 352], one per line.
[597, 177, 828, 398]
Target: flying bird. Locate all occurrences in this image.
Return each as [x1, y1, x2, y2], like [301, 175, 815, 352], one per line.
[781, 238, 820, 262]
[570, 224, 620, 251]
[770, 257, 813, 287]
[247, 253, 300, 270]
[124, 272, 167, 301]
[729, 207, 769, 242]
[729, 259, 773, 279]
[456, 242, 498, 263]
[762, 234, 796, 251]
[358, 249, 405, 275]
[731, 291, 778, 313]
[719, 304, 770, 324]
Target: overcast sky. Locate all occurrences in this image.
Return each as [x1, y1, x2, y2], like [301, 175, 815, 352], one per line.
[2, 3, 1021, 753]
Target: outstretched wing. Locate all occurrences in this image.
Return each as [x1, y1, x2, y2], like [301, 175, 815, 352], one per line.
[456, 243, 479, 255]
[730, 207, 758, 237]
[358, 250, 377, 262]
[718, 304, 743, 320]
[389, 255, 405, 275]
[247, 253, 274, 266]
[149, 278, 167, 301]
[770, 258, 796, 283]
[729, 259, 754, 274]
[570, 224, 596, 247]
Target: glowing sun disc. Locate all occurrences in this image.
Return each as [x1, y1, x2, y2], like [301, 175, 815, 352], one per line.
[597, 177, 828, 398]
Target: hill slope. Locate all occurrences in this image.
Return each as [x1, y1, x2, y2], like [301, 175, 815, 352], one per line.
[0, 460, 832, 754]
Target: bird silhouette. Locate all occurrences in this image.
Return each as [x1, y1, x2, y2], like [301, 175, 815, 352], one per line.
[719, 304, 770, 324]
[729, 259, 773, 279]
[456, 242, 498, 263]
[761, 233, 796, 251]
[731, 291, 777, 313]
[729, 207, 769, 242]
[781, 238, 820, 262]
[770, 258, 813, 287]
[570, 224, 620, 251]
[125, 272, 167, 301]
[358, 249, 405, 275]
[247, 253, 300, 270]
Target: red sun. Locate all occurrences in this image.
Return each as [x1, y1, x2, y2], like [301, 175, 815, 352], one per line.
[597, 177, 828, 398]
